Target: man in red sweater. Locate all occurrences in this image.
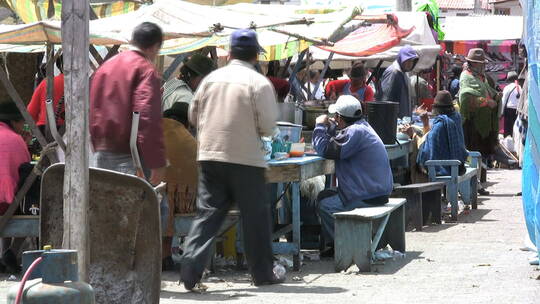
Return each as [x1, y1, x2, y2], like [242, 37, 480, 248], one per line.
[325, 62, 374, 102]
[89, 22, 166, 185]
[27, 59, 65, 132]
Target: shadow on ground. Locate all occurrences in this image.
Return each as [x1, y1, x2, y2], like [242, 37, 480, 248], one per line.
[160, 282, 348, 302]
[159, 250, 423, 300]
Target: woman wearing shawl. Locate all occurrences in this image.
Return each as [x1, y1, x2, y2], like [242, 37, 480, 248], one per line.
[161, 102, 198, 270]
[417, 91, 468, 176]
[0, 102, 31, 273]
[459, 49, 500, 195]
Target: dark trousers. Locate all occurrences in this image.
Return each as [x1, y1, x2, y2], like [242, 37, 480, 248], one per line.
[503, 107, 517, 137]
[181, 161, 274, 283]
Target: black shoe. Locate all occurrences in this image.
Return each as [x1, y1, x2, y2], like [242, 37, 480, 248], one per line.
[516, 192, 522, 196]
[478, 189, 490, 196]
[253, 273, 286, 286]
[320, 247, 334, 258]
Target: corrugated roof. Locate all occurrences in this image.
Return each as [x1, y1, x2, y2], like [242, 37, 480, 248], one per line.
[437, 0, 490, 10]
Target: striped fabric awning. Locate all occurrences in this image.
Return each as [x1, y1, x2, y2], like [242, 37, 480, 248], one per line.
[2, 0, 140, 23]
[318, 14, 414, 57]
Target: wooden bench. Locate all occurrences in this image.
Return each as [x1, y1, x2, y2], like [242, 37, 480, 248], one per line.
[0, 215, 39, 238]
[425, 151, 482, 221]
[334, 198, 406, 272]
[394, 182, 445, 231]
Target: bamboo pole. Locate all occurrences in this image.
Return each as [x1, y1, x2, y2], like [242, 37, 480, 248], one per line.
[268, 28, 334, 46]
[61, 0, 90, 282]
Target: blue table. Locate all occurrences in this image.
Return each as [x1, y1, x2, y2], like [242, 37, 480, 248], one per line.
[236, 156, 335, 270]
[385, 139, 412, 168]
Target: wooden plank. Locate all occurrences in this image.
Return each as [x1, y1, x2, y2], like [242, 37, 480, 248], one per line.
[0, 216, 39, 237]
[266, 158, 334, 183]
[266, 165, 300, 183]
[61, 0, 90, 282]
[370, 213, 390, 253]
[395, 181, 445, 193]
[89, 45, 104, 65]
[334, 198, 406, 220]
[335, 218, 371, 272]
[103, 45, 120, 62]
[300, 159, 335, 181]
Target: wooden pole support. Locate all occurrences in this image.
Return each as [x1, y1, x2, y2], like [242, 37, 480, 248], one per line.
[61, 0, 90, 282]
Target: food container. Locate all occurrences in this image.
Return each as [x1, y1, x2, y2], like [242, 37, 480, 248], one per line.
[277, 102, 296, 123]
[289, 143, 305, 157]
[276, 122, 303, 143]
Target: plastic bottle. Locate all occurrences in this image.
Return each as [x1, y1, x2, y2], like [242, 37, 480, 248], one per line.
[273, 264, 286, 279]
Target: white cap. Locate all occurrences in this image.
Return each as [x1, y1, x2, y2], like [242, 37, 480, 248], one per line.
[328, 95, 362, 118]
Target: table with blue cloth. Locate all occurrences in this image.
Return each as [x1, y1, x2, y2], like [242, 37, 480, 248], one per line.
[235, 138, 412, 270]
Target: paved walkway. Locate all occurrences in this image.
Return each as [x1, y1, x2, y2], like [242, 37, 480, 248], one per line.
[1, 169, 539, 303]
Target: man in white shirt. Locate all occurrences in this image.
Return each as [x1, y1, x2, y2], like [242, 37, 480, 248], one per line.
[500, 71, 522, 137]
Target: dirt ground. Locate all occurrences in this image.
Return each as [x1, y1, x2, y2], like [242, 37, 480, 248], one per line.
[1, 169, 539, 303]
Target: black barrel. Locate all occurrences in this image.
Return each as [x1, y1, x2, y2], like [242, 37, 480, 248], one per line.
[366, 101, 399, 144]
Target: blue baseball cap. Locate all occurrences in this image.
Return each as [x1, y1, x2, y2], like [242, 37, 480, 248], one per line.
[230, 29, 265, 53]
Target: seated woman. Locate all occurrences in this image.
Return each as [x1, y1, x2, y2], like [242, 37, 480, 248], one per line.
[161, 102, 198, 270]
[0, 101, 31, 273]
[417, 91, 468, 176]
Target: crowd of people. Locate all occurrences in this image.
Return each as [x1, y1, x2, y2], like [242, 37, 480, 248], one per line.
[0, 19, 528, 289]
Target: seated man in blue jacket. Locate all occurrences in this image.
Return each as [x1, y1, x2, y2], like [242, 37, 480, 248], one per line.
[313, 95, 394, 252]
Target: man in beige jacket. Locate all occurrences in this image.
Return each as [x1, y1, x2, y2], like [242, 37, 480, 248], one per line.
[181, 29, 280, 289]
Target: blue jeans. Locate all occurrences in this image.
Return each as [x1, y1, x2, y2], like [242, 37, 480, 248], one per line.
[318, 193, 373, 244]
[94, 152, 136, 175]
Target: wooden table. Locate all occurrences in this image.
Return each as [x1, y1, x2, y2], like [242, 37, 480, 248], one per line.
[237, 156, 335, 270]
[385, 139, 412, 163]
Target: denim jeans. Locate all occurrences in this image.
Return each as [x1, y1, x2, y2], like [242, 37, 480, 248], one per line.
[318, 193, 373, 244]
[94, 152, 136, 175]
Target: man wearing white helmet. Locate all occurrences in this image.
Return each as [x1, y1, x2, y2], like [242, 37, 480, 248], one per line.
[313, 95, 394, 255]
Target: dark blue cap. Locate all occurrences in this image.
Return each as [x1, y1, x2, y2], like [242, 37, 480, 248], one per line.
[230, 29, 265, 53]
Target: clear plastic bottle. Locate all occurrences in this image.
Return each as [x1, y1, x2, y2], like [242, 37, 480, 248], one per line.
[273, 263, 286, 279]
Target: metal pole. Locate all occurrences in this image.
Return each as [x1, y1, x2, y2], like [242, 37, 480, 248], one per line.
[61, 0, 90, 282]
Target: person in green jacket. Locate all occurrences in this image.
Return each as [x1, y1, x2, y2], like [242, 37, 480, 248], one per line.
[459, 48, 501, 195]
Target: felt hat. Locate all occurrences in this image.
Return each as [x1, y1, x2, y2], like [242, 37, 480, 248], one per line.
[184, 54, 216, 77]
[433, 90, 454, 107]
[432, 91, 455, 115]
[0, 101, 23, 121]
[466, 48, 488, 63]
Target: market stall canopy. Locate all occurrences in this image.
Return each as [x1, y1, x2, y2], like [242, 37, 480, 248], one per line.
[442, 16, 523, 41]
[0, 1, 215, 46]
[1, 0, 141, 23]
[0, 0, 366, 60]
[310, 12, 440, 71]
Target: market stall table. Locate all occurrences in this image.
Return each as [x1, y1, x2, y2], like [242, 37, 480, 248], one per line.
[236, 156, 334, 271]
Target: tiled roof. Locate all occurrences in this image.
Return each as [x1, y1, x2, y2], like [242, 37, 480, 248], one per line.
[437, 0, 490, 10]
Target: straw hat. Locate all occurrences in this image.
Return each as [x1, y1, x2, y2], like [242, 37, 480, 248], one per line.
[466, 48, 488, 63]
